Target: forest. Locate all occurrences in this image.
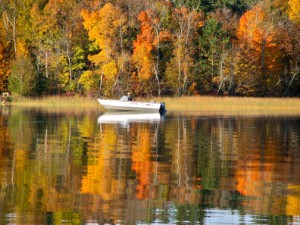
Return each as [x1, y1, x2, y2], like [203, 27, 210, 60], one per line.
[0, 0, 299, 98]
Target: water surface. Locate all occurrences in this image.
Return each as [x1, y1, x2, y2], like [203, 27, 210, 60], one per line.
[0, 107, 300, 224]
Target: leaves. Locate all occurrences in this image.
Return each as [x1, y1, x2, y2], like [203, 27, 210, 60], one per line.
[166, 6, 203, 96]
[81, 3, 127, 96]
[132, 10, 155, 81]
[8, 55, 36, 96]
[236, 3, 284, 95]
[288, 0, 300, 25]
[0, 22, 12, 92]
[0, 0, 299, 97]
[78, 70, 99, 92]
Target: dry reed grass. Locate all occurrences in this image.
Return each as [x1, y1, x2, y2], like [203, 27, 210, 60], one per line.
[160, 96, 300, 116]
[10, 95, 300, 116]
[11, 95, 100, 109]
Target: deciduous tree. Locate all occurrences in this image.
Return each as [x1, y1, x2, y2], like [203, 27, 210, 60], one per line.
[288, 0, 300, 25]
[0, 20, 12, 92]
[166, 6, 203, 96]
[236, 3, 283, 96]
[29, 0, 88, 95]
[132, 10, 154, 82]
[132, 6, 171, 97]
[81, 3, 127, 96]
[0, 0, 17, 54]
[149, 1, 172, 96]
[8, 54, 36, 96]
[276, 19, 300, 96]
[0, 41, 11, 93]
[30, 1, 61, 93]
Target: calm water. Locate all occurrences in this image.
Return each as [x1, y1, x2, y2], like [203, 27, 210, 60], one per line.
[0, 107, 300, 225]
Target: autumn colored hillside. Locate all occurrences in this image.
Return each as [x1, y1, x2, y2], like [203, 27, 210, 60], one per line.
[0, 0, 299, 98]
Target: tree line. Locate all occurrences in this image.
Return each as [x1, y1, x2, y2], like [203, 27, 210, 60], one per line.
[0, 0, 299, 98]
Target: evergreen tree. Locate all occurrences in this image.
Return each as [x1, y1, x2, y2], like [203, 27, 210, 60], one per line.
[197, 18, 230, 94]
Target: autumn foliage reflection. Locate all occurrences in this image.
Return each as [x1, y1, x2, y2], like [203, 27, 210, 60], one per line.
[1, 109, 300, 224]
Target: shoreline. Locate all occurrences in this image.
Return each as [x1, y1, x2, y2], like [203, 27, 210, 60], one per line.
[6, 95, 300, 116]
[162, 96, 300, 115]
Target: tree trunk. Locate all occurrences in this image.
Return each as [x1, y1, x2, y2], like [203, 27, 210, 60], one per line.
[66, 40, 72, 81]
[261, 38, 267, 92]
[99, 72, 103, 96]
[283, 66, 299, 96]
[154, 29, 161, 96]
[45, 52, 49, 78]
[218, 53, 225, 94]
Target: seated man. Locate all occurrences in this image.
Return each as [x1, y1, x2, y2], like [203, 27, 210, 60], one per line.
[127, 92, 133, 101]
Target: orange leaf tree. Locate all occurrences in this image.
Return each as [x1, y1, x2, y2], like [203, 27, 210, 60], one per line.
[132, 2, 172, 97]
[132, 10, 155, 96]
[236, 3, 283, 96]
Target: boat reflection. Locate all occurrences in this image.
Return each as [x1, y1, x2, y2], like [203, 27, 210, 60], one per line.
[97, 111, 165, 124]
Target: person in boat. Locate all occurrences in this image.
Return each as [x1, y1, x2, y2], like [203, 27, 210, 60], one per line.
[127, 92, 133, 101]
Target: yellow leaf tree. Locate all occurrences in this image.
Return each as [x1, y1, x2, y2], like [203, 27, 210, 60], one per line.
[288, 0, 300, 25]
[30, 0, 87, 94]
[81, 3, 127, 96]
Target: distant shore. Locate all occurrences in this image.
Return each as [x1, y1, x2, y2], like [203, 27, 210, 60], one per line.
[8, 95, 300, 116]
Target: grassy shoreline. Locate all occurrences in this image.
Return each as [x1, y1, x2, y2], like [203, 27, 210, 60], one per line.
[10, 95, 100, 108]
[8, 95, 300, 116]
[162, 96, 300, 115]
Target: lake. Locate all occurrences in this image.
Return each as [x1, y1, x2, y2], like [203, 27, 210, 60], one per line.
[0, 107, 300, 225]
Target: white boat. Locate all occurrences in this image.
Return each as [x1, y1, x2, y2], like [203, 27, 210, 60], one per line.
[98, 96, 166, 113]
[97, 112, 163, 124]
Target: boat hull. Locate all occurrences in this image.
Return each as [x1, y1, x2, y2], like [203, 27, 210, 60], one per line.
[98, 98, 165, 113]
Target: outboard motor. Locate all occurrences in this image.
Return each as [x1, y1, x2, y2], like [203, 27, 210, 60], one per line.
[159, 102, 166, 114]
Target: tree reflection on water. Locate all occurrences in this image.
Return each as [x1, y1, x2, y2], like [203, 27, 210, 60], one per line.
[0, 108, 300, 224]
